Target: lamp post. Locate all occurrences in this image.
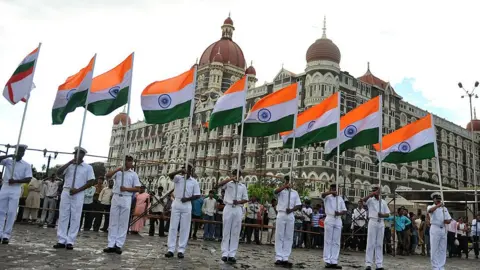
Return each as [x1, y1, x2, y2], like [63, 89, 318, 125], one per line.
[458, 81, 479, 215]
[43, 149, 58, 177]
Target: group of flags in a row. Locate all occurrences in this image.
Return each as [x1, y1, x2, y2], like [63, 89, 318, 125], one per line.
[3, 46, 437, 165]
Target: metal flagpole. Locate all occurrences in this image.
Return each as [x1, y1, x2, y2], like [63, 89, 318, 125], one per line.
[234, 75, 249, 199]
[378, 96, 383, 214]
[335, 92, 341, 212]
[183, 64, 198, 198]
[287, 82, 301, 207]
[8, 42, 42, 181]
[432, 114, 446, 231]
[121, 52, 134, 187]
[72, 54, 97, 189]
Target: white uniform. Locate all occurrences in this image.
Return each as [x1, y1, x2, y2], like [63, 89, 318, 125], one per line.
[107, 169, 141, 248]
[323, 194, 347, 265]
[0, 159, 32, 240]
[57, 162, 95, 245]
[221, 181, 248, 258]
[365, 197, 390, 268]
[167, 174, 200, 254]
[274, 189, 301, 262]
[428, 204, 451, 270]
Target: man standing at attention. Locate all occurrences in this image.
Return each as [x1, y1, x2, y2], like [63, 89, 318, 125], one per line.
[40, 175, 61, 228]
[362, 185, 390, 270]
[216, 169, 248, 263]
[428, 192, 451, 270]
[0, 145, 32, 244]
[165, 163, 201, 259]
[322, 183, 347, 269]
[149, 186, 166, 237]
[103, 155, 140, 254]
[54, 147, 95, 250]
[274, 175, 302, 268]
[202, 190, 217, 241]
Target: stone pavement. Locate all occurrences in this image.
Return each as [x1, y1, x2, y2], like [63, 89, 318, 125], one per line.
[0, 224, 478, 269]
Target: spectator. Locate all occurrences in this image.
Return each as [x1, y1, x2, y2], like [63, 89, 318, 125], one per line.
[472, 213, 480, 259]
[80, 185, 96, 231]
[293, 209, 304, 248]
[246, 196, 261, 245]
[98, 180, 113, 232]
[418, 215, 426, 256]
[385, 207, 411, 256]
[215, 190, 225, 241]
[351, 200, 367, 251]
[149, 186, 166, 237]
[447, 213, 457, 258]
[456, 217, 469, 258]
[301, 200, 312, 249]
[17, 183, 29, 222]
[266, 198, 277, 245]
[130, 186, 149, 234]
[202, 190, 217, 241]
[190, 191, 204, 240]
[39, 175, 61, 227]
[311, 206, 321, 248]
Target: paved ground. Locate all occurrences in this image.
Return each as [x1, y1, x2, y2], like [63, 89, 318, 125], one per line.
[0, 224, 478, 269]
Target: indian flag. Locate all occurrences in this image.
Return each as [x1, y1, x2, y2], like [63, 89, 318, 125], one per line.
[209, 75, 247, 130]
[87, 53, 133, 116]
[52, 55, 96, 125]
[141, 67, 195, 124]
[373, 114, 436, 163]
[3, 44, 41, 105]
[324, 95, 382, 160]
[243, 83, 298, 137]
[281, 92, 340, 148]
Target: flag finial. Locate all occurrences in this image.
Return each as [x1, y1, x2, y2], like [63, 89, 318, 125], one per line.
[367, 62, 370, 71]
[251, 60, 253, 66]
[228, 11, 231, 17]
[322, 15, 327, 38]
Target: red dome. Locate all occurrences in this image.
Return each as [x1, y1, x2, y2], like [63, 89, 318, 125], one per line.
[224, 17, 233, 25]
[246, 64, 256, 75]
[466, 119, 480, 132]
[306, 38, 341, 64]
[212, 52, 224, 63]
[199, 39, 246, 69]
[113, 112, 131, 125]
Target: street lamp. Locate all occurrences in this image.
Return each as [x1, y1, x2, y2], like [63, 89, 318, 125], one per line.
[458, 81, 479, 215]
[43, 149, 58, 177]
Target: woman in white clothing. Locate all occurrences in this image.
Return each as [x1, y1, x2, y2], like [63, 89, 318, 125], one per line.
[456, 217, 469, 258]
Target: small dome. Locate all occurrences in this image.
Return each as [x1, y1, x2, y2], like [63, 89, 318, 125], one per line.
[466, 119, 480, 132]
[306, 38, 341, 64]
[224, 16, 233, 25]
[113, 112, 131, 126]
[246, 63, 256, 75]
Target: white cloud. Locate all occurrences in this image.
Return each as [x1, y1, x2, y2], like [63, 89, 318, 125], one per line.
[1, 0, 479, 169]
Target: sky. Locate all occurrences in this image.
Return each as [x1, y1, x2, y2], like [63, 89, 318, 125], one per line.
[1, 0, 480, 170]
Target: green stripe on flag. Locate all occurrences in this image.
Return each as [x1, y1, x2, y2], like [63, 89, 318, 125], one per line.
[13, 61, 35, 76]
[86, 87, 129, 116]
[243, 115, 294, 137]
[324, 128, 379, 160]
[209, 107, 243, 130]
[143, 100, 191, 124]
[283, 123, 337, 148]
[382, 142, 435, 164]
[52, 91, 88, 125]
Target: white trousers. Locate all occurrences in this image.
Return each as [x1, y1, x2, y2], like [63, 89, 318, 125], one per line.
[40, 197, 57, 224]
[365, 219, 385, 268]
[274, 212, 295, 261]
[430, 225, 447, 270]
[221, 205, 243, 257]
[0, 189, 21, 239]
[57, 190, 84, 245]
[167, 200, 192, 253]
[324, 217, 342, 265]
[107, 194, 132, 248]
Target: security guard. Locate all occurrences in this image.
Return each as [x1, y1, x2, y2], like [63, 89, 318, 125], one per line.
[428, 192, 451, 270]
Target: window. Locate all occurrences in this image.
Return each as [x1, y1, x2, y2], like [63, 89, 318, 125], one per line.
[442, 161, 448, 175]
[400, 167, 408, 179]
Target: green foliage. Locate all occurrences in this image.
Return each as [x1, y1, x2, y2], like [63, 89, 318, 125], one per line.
[247, 182, 275, 204]
[90, 162, 106, 178]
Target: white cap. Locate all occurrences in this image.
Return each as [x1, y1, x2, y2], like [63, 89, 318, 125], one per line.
[431, 192, 442, 199]
[73, 146, 87, 154]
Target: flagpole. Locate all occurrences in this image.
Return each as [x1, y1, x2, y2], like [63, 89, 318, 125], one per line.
[183, 64, 198, 197]
[121, 52, 134, 187]
[72, 54, 97, 189]
[8, 42, 42, 181]
[378, 95, 383, 213]
[335, 92, 341, 212]
[235, 75, 249, 199]
[432, 114, 446, 231]
[287, 82, 301, 207]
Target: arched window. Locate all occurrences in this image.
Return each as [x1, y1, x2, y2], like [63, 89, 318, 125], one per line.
[449, 147, 455, 160]
[442, 161, 448, 175]
[441, 130, 447, 141]
[400, 167, 408, 179]
[411, 169, 419, 179]
[400, 113, 407, 126]
[441, 144, 447, 158]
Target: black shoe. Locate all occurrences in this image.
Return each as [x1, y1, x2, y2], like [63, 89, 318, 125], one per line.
[275, 260, 284, 266]
[376, 268, 384, 270]
[366, 267, 372, 270]
[227, 257, 237, 264]
[66, 244, 74, 250]
[100, 228, 108, 232]
[53, 243, 66, 249]
[283, 261, 293, 268]
[103, 247, 115, 253]
[114, 247, 122, 254]
[177, 252, 184, 259]
[165, 251, 174, 258]
[47, 224, 56, 228]
[222, 257, 228, 262]
[1, 238, 9, 244]
[331, 265, 342, 269]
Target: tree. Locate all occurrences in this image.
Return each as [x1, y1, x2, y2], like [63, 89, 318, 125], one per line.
[90, 162, 106, 178]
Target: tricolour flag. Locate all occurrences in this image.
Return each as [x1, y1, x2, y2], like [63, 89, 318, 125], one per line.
[373, 114, 436, 163]
[243, 83, 298, 137]
[3, 45, 40, 105]
[209, 75, 247, 130]
[87, 53, 133, 116]
[141, 67, 195, 124]
[324, 95, 382, 160]
[52, 55, 96, 125]
[280, 92, 340, 148]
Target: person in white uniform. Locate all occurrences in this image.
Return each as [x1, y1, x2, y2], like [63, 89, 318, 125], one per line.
[103, 155, 140, 254]
[165, 163, 201, 259]
[428, 192, 452, 270]
[0, 145, 32, 244]
[273, 175, 302, 268]
[215, 169, 248, 264]
[322, 184, 347, 269]
[54, 147, 95, 250]
[362, 185, 390, 270]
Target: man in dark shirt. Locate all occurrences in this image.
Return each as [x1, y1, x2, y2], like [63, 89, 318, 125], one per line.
[215, 190, 225, 241]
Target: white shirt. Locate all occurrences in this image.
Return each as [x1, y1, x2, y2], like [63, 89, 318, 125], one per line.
[44, 180, 60, 197]
[172, 175, 200, 199]
[447, 218, 457, 232]
[246, 202, 261, 219]
[302, 207, 313, 222]
[427, 204, 451, 228]
[352, 208, 368, 227]
[83, 186, 96, 204]
[151, 194, 165, 212]
[203, 197, 217, 216]
[457, 223, 467, 236]
[112, 170, 141, 196]
[98, 187, 113, 205]
[366, 197, 390, 220]
[222, 181, 248, 205]
[275, 189, 302, 213]
[28, 177, 42, 193]
[323, 194, 347, 217]
[471, 219, 480, 236]
[266, 203, 277, 219]
[0, 158, 32, 193]
[62, 162, 95, 190]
